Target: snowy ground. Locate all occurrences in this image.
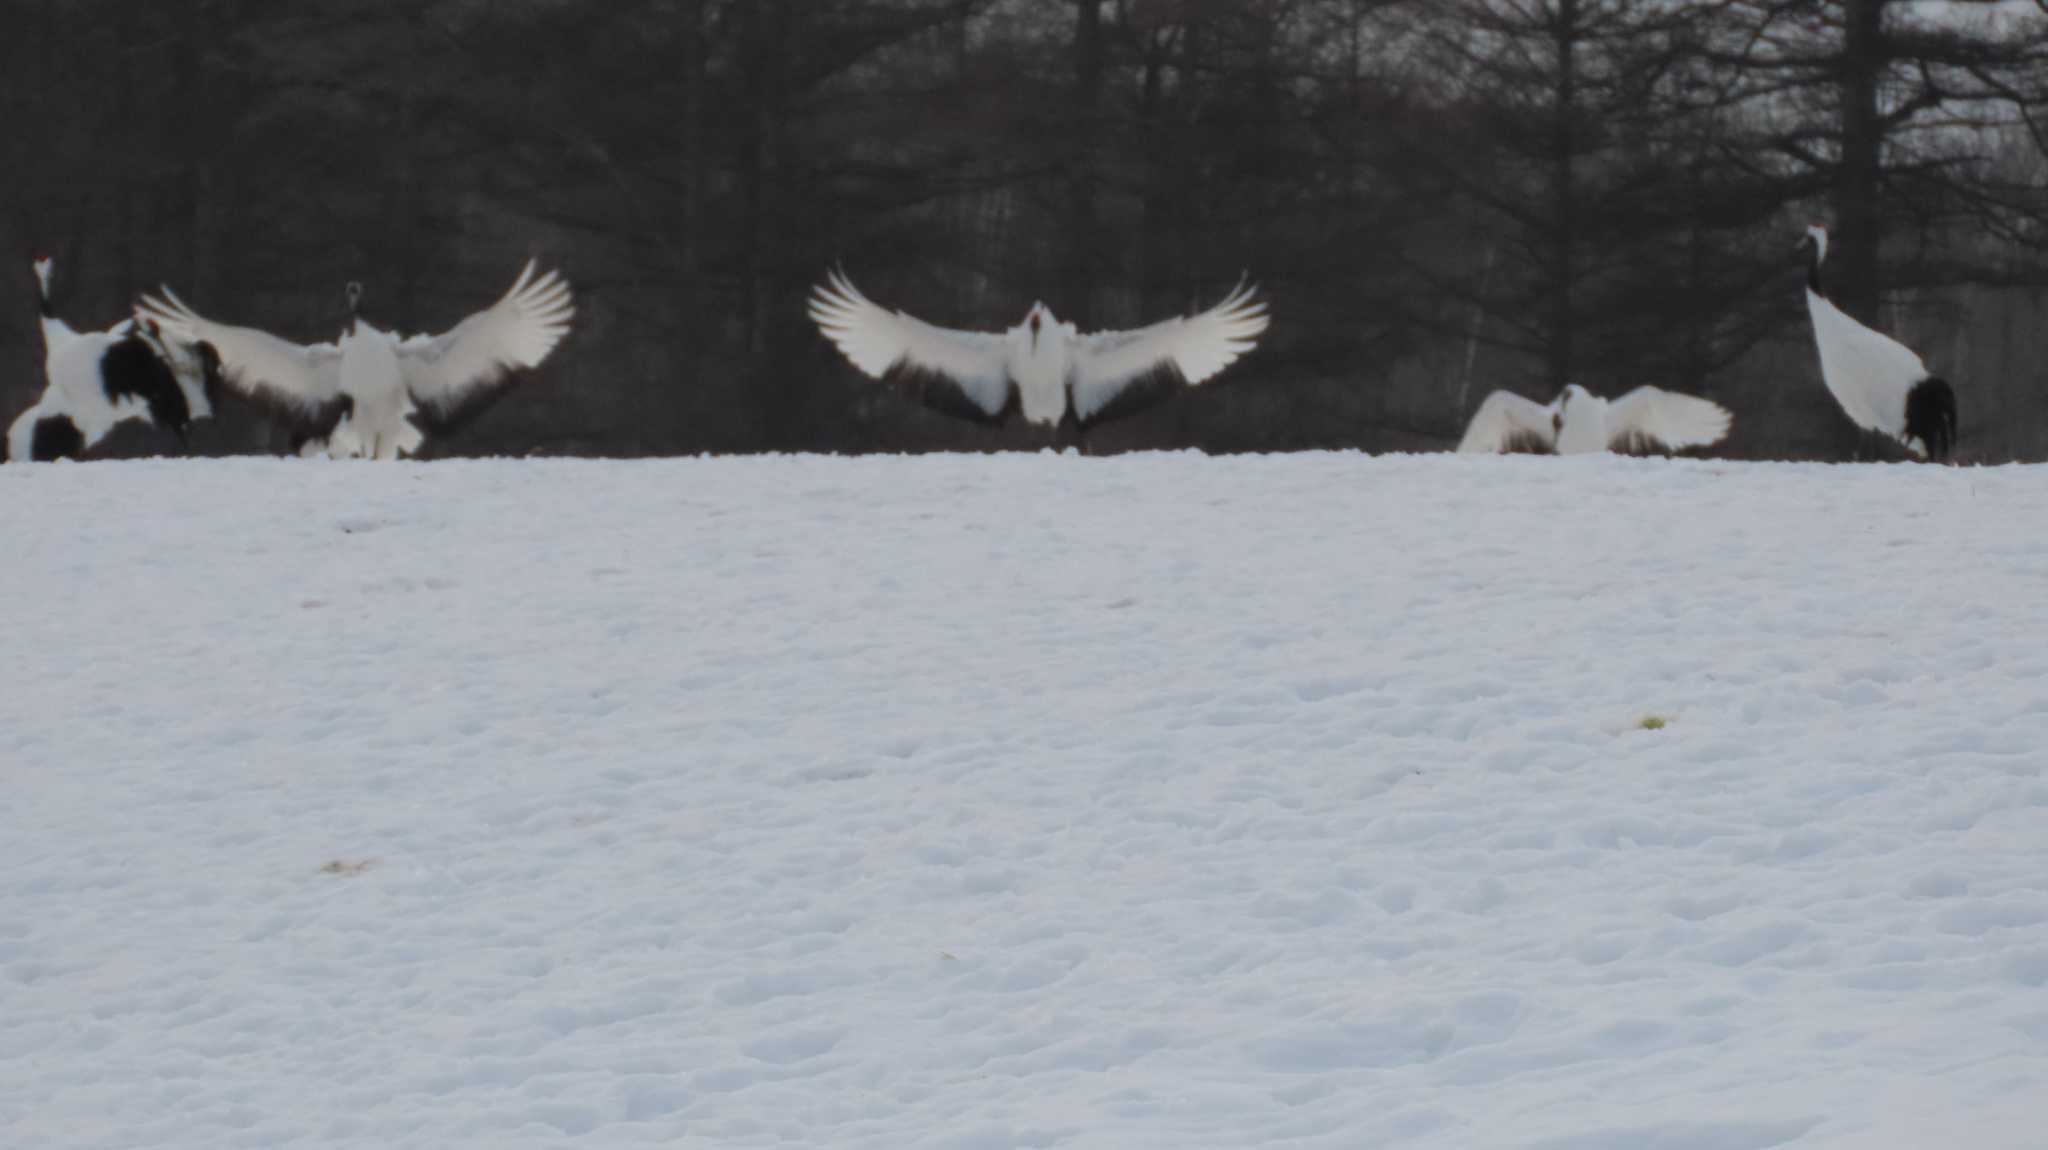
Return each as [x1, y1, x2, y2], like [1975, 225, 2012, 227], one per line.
[3, 452, 2046, 1150]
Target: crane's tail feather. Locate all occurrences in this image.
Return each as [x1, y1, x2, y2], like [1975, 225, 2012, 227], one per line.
[1905, 377, 1957, 463]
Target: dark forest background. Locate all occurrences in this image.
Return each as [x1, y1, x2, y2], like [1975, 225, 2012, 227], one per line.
[1, 0, 2044, 461]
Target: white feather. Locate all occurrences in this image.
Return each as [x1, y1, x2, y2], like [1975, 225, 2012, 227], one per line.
[808, 271, 1269, 429]
[137, 262, 573, 460]
[1804, 288, 1926, 443]
[397, 260, 576, 420]
[1601, 385, 1733, 453]
[1070, 281, 1270, 422]
[1799, 223, 1950, 459]
[6, 403, 47, 462]
[1456, 390, 1559, 453]
[807, 270, 1013, 418]
[1458, 383, 1731, 456]
[7, 259, 213, 462]
[135, 285, 346, 415]
[6, 339, 154, 461]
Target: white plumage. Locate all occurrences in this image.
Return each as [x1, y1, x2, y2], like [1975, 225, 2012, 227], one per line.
[135, 261, 575, 460]
[1457, 383, 1732, 456]
[7, 258, 219, 463]
[1798, 224, 1955, 461]
[808, 270, 1269, 430]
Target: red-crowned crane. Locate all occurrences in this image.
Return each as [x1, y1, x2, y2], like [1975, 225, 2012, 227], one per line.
[1458, 383, 1731, 456]
[1799, 224, 1956, 461]
[808, 269, 1269, 441]
[135, 261, 574, 460]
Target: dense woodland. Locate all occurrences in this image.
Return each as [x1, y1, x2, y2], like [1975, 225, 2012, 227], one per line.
[1, 0, 2044, 461]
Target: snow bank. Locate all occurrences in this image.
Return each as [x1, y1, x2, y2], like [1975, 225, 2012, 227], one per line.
[2, 453, 2043, 1149]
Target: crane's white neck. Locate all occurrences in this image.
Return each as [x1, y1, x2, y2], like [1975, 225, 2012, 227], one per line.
[1026, 304, 1058, 350]
[1012, 307, 1070, 427]
[33, 258, 56, 318]
[1803, 225, 1830, 296]
[1804, 225, 1829, 266]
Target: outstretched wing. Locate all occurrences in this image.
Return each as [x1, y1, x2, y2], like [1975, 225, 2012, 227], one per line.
[1606, 385, 1731, 452]
[396, 260, 575, 423]
[1069, 281, 1269, 424]
[807, 269, 1014, 420]
[134, 287, 344, 414]
[1457, 390, 1559, 454]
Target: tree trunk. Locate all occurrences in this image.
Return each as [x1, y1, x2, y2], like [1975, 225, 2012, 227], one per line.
[385, 10, 424, 325]
[1545, 0, 1579, 392]
[742, 0, 786, 357]
[175, 0, 243, 306]
[1833, 0, 1885, 325]
[1176, 15, 1204, 302]
[679, 0, 705, 284]
[1138, 29, 1166, 309]
[954, 0, 973, 77]
[115, 20, 139, 306]
[1063, 0, 1103, 326]
[1824, 0, 1888, 458]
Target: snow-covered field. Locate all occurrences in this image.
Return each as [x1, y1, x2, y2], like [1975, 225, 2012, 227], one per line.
[3, 452, 2046, 1150]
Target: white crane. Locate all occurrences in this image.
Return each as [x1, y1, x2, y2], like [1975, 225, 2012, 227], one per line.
[808, 269, 1269, 436]
[1458, 383, 1732, 456]
[6, 257, 220, 463]
[1799, 224, 1955, 461]
[135, 261, 575, 460]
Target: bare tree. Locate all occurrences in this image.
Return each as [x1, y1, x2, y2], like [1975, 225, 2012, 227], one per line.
[1393, 1, 1708, 394]
[1, 0, 2043, 459]
[1702, 0, 2048, 316]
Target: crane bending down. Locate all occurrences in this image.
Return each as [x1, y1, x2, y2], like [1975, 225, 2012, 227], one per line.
[1458, 383, 1732, 456]
[1798, 224, 1955, 462]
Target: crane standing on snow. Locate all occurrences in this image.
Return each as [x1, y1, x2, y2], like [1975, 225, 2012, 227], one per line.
[1799, 224, 1956, 462]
